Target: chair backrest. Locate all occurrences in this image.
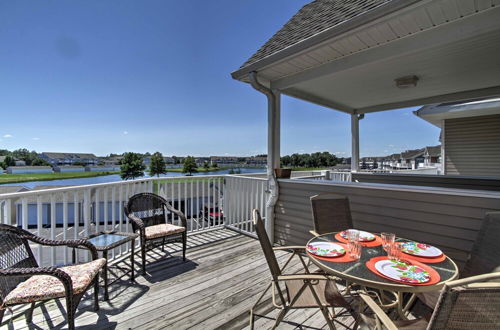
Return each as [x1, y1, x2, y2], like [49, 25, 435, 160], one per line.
[252, 209, 281, 280]
[0, 224, 38, 301]
[310, 193, 353, 235]
[462, 212, 500, 278]
[428, 272, 500, 329]
[125, 193, 183, 231]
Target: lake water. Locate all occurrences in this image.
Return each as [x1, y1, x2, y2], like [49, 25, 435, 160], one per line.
[4, 168, 265, 189]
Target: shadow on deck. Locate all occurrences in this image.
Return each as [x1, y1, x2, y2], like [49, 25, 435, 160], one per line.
[2, 228, 356, 330]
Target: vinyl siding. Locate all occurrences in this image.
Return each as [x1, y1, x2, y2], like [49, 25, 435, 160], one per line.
[274, 180, 500, 268]
[444, 114, 500, 177]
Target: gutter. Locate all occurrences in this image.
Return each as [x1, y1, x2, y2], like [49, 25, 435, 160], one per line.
[248, 72, 279, 241]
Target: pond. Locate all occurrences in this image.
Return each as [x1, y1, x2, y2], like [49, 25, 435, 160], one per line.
[4, 168, 265, 189]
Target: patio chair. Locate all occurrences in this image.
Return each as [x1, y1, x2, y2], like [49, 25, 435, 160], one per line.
[359, 272, 500, 330]
[310, 193, 353, 237]
[250, 209, 357, 330]
[0, 224, 105, 330]
[417, 211, 500, 309]
[125, 193, 187, 274]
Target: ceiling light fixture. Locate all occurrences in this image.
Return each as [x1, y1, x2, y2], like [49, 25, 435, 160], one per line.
[395, 75, 419, 88]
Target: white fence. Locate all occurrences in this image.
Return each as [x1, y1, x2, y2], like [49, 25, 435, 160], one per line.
[0, 175, 268, 266]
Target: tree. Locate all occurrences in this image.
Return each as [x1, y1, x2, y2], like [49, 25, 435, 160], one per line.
[31, 158, 50, 166]
[203, 161, 210, 171]
[149, 152, 167, 177]
[212, 162, 218, 168]
[4, 156, 15, 167]
[182, 156, 198, 176]
[120, 152, 146, 180]
[12, 148, 37, 165]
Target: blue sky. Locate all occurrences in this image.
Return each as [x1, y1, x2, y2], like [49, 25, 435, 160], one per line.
[0, 0, 440, 157]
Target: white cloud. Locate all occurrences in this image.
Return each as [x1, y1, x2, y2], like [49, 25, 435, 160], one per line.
[123, 131, 128, 135]
[3, 134, 12, 138]
[32, 137, 40, 141]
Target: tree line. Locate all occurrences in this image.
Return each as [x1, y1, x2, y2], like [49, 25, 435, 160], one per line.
[280, 152, 342, 168]
[0, 148, 50, 169]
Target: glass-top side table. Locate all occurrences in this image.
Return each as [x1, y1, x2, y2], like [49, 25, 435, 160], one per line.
[75, 231, 139, 301]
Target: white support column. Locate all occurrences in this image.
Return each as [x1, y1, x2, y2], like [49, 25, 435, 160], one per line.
[351, 114, 360, 172]
[266, 90, 280, 241]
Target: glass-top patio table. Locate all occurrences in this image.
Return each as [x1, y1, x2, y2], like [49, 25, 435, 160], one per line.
[306, 232, 459, 319]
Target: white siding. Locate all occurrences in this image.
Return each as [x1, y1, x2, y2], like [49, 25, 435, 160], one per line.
[444, 114, 500, 177]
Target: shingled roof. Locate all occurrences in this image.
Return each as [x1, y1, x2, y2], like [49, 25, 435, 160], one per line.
[241, 0, 394, 69]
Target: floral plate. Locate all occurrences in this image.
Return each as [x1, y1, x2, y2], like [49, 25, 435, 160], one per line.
[339, 230, 376, 242]
[399, 241, 443, 258]
[374, 259, 431, 284]
[306, 242, 346, 257]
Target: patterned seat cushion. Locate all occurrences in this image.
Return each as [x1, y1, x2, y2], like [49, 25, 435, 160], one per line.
[145, 224, 185, 239]
[4, 258, 106, 305]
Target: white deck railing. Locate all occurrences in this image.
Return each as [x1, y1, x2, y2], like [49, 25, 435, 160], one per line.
[0, 175, 267, 266]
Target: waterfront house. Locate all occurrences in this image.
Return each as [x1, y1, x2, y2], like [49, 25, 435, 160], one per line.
[85, 165, 120, 172]
[6, 166, 52, 174]
[423, 145, 441, 168]
[40, 152, 99, 166]
[53, 165, 86, 173]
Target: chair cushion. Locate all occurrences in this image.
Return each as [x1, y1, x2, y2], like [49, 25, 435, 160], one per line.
[145, 223, 185, 239]
[3, 258, 106, 305]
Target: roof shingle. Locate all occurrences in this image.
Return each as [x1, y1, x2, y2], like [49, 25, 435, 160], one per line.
[240, 0, 394, 69]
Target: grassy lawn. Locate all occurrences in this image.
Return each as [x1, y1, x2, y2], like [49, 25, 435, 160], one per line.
[0, 171, 120, 185]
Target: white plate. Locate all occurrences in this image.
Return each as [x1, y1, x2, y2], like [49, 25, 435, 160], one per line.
[399, 242, 443, 258]
[306, 242, 345, 257]
[340, 230, 376, 242]
[374, 259, 431, 284]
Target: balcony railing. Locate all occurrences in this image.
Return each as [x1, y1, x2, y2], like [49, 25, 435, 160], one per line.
[0, 174, 267, 267]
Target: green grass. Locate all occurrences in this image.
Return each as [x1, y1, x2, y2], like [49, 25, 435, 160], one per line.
[0, 171, 120, 185]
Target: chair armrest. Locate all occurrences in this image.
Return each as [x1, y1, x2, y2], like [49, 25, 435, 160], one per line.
[273, 246, 305, 252]
[277, 274, 334, 281]
[126, 213, 145, 230]
[165, 204, 187, 228]
[309, 230, 320, 237]
[0, 267, 74, 298]
[24, 235, 99, 260]
[359, 293, 398, 330]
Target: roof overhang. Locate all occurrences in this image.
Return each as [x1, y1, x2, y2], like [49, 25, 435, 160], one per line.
[414, 98, 500, 128]
[232, 0, 500, 114]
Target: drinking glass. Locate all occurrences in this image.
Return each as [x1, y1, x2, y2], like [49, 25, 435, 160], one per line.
[387, 243, 401, 261]
[381, 232, 395, 252]
[346, 229, 360, 243]
[348, 241, 362, 260]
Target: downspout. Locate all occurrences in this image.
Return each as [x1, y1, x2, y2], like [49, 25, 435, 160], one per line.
[249, 71, 279, 242]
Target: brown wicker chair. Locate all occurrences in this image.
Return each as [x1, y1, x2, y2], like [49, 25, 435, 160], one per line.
[309, 193, 353, 237]
[359, 272, 500, 330]
[250, 209, 357, 329]
[417, 211, 500, 309]
[124, 193, 187, 274]
[0, 224, 105, 330]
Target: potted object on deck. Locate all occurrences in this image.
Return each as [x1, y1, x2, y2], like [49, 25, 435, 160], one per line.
[274, 168, 292, 179]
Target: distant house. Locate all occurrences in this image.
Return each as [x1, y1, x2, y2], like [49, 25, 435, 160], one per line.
[399, 149, 425, 170]
[40, 152, 99, 166]
[85, 165, 120, 172]
[415, 98, 500, 176]
[53, 166, 85, 173]
[210, 156, 239, 166]
[14, 160, 26, 166]
[423, 146, 441, 167]
[6, 166, 52, 174]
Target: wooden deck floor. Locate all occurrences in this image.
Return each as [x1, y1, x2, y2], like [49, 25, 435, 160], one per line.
[3, 229, 357, 330]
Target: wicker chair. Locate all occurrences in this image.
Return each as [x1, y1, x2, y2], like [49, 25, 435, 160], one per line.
[359, 272, 500, 330]
[124, 193, 187, 274]
[309, 193, 353, 237]
[250, 209, 357, 329]
[417, 211, 500, 309]
[0, 224, 105, 330]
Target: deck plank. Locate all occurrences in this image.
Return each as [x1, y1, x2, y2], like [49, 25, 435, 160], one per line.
[3, 229, 356, 330]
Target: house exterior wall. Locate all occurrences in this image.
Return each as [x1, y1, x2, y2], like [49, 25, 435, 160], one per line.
[7, 167, 52, 174]
[85, 166, 120, 172]
[54, 167, 85, 173]
[444, 114, 500, 177]
[274, 179, 500, 267]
